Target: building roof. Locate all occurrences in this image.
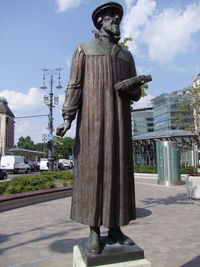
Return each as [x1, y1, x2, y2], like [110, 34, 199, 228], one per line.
[132, 106, 153, 112]
[7, 148, 46, 156]
[133, 130, 198, 141]
[0, 98, 15, 117]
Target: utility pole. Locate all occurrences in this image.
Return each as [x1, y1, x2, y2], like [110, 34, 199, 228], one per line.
[40, 68, 63, 171]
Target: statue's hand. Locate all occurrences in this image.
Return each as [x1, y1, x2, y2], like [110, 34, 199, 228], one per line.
[56, 120, 71, 137]
[120, 80, 141, 94]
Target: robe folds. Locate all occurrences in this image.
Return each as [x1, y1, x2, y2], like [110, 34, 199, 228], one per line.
[62, 36, 141, 227]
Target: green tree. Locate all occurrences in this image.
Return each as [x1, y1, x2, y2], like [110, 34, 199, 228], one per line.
[118, 37, 133, 49]
[173, 86, 200, 133]
[53, 136, 75, 159]
[173, 86, 200, 172]
[17, 136, 35, 150]
[35, 142, 47, 153]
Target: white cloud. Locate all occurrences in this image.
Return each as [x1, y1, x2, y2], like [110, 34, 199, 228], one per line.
[122, 0, 200, 64]
[133, 94, 154, 109]
[0, 88, 75, 144]
[122, 0, 156, 54]
[0, 88, 44, 114]
[143, 3, 200, 64]
[15, 119, 47, 144]
[55, 0, 88, 12]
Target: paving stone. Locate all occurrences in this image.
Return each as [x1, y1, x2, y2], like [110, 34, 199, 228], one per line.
[0, 180, 199, 267]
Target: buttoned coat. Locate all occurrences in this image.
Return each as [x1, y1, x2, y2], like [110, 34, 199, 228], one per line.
[62, 36, 141, 227]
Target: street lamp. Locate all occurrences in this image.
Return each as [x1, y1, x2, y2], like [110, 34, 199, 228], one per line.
[40, 68, 63, 171]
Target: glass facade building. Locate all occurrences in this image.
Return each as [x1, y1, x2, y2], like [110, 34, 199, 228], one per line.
[132, 91, 198, 167]
[151, 94, 179, 131]
[131, 107, 154, 136]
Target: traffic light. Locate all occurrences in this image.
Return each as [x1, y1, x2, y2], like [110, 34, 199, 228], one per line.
[47, 141, 51, 149]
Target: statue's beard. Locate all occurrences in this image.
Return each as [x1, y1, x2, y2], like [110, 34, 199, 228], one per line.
[103, 23, 120, 37]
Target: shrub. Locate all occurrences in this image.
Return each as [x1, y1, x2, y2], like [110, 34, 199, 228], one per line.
[3, 175, 56, 194]
[134, 165, 199, 175]
[0, 170, 73, 195]
[0, 181, 11, 194]
[134, 165, 157, 174]
[181, 166, 198, 175]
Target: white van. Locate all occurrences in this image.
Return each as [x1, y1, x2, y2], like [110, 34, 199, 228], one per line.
[39, 158, 48, 171]
[0, 155, 29, 174]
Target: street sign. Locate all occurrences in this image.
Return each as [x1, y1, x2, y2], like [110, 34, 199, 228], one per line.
[48, 133, 53, 140]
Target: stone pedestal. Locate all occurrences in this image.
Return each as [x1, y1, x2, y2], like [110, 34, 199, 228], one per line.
[186, 176, 200, 199]
[73, 237, 151, 267]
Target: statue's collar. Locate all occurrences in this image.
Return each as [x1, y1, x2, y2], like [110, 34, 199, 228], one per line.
[95, 32, 120, 45]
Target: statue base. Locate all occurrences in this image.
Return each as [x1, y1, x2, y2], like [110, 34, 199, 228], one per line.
[73, 237, 151, 267]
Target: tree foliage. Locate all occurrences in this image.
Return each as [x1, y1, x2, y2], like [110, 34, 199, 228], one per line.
[17, 136, 35, 150]
[53, 136, 75, 160]
[172, 86, 200, 134]
[35, 142, 47, 153]
[16, 136, 75, 160]
[118, 37, 133, 49]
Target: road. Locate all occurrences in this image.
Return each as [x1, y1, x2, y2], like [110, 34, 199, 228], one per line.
[0, 171, 40, 182]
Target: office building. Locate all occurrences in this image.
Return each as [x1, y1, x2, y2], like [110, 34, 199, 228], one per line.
[131, 107, 154, 136]
[151, 93, 180, 131]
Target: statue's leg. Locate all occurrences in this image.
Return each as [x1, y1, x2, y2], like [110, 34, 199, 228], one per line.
[108, 226, 134, 246]
[86, 226, 101, 254]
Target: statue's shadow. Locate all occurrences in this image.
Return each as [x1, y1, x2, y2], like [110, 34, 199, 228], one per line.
[49, 208, 151, 254]
[49, 236, 117, 254]
[136, 207, 152, 218]
[49, 238, 78, 253]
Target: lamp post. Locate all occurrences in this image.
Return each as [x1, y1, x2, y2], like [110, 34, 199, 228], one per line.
[40, 68, 63, 171]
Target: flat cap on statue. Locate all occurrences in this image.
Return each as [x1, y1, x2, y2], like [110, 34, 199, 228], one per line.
[92, 2, 123, 29]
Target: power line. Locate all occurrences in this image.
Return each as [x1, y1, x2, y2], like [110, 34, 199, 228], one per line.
[15, 114, 48, 119]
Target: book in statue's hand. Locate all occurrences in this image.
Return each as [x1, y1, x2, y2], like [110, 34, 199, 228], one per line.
[114, 75, 152, 92]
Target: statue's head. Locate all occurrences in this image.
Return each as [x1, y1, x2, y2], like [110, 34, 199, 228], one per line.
[92, 2, 123, 37]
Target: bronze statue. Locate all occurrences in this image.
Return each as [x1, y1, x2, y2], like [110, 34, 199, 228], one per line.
[57, 2, 148, 254]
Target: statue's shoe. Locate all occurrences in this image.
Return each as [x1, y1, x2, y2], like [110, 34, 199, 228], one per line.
[108, 227, 134, 246]
[86, 229, 101, 254]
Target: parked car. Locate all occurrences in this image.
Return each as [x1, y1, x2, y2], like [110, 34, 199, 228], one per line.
[0, 169, 7, 180]
[28, 162, 40, 172]
[57, 162, 64, 171]
[58, 159, 73, 170]
[0, 155, 29, 174]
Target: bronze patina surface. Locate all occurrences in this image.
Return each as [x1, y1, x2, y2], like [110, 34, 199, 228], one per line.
[57, 1, 150, 255]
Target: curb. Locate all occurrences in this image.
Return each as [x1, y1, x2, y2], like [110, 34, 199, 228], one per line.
[0, 186, 72, 212]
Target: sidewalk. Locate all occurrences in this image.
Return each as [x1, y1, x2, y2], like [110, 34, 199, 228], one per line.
[0, 179, 200, 267]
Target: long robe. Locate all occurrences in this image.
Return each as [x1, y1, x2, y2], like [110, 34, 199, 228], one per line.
[62, 36, 141, 227]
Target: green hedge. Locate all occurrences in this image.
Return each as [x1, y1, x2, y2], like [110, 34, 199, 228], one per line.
[181, 166, 198, 174]
[0, 171, 73, 195]
[1, 166, 198, 195]
[134, 165, 157, 174]
[134, 165, 198, 175]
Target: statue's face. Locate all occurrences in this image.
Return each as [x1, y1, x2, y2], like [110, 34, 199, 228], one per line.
[101, 9, 121, 37]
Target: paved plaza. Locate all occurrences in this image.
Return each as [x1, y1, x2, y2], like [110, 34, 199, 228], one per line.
[0, 178, 200, 267]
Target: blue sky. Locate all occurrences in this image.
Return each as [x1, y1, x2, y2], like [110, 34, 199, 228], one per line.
[0, 0, 200, 143]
